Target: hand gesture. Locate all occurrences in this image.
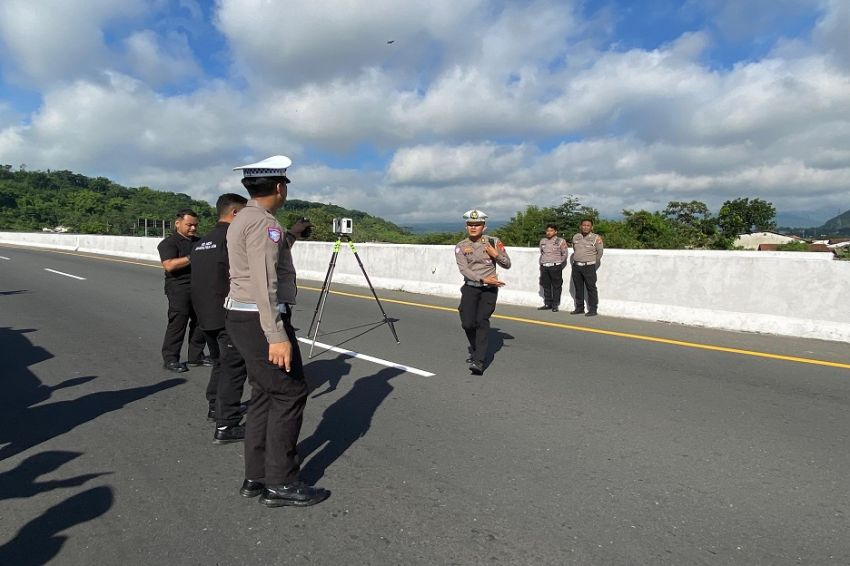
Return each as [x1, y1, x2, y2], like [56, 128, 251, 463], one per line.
[482, 274, 505, 287]
[268, 341, 292, 372]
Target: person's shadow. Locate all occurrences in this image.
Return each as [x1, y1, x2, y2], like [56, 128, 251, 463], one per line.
[0, 485, 114, 566]
[305, 354, 353, 398]
[0, 451, 110, 501]
[298, 367, 405, 484]
[484, 328, 515, 369]
[0, 326, 186, 461]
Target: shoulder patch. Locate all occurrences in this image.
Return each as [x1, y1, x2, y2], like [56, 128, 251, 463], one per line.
[455, 246, 461, 254]
[267, 227, 282, 243]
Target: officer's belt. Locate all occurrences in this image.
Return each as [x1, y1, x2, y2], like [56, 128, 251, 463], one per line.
[542, 262, 563, 267]
[574, 260, 596, 266]
[224, 297, 291, 314]
[464, 280, 488, 288]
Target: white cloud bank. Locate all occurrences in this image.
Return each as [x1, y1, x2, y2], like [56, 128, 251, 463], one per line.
[0, 0, 848, 224]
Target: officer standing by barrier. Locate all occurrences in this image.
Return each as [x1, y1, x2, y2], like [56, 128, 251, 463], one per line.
[191, 193, 249, 444]
[455, 209, 511, 375]
[570, 218, 604, 316]
[538, 223, 569, 312]
[158, 209, 212, 373]
[224, 155, 328, 508]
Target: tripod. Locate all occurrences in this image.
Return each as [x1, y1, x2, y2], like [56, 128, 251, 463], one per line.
[307, 234, 399, 358]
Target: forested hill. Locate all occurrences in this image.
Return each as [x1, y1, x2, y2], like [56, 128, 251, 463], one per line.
[0, 165, 446, 243]
[819, 209, 850, 234]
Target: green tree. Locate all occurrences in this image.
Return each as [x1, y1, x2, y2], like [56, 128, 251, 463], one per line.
[718, 198, 777, 238]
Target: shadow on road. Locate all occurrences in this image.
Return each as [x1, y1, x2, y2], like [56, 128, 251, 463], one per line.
[305, 353, 353, 398]
[0, 450, 110, 501]
[0, 485, 114, 566]
[298, 366, 405, 484]
[0, 326, 186, 461]
[485, 327, 515, 369]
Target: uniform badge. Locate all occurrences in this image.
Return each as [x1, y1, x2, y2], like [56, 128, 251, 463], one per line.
[267, 227, 282, 243]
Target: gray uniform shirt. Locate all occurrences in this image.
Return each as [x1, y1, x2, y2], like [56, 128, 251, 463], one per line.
[226, 200, 296, 344]
[571, 232, 604, 263]
[539, 236, 569, 265]
[455, 236, 511, 282]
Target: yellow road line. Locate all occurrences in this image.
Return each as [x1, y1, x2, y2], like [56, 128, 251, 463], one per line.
[5, 245, 847, 370]
[300, 285, 850, 370]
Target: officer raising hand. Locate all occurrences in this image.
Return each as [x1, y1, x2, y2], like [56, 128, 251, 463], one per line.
[455, 209, 511, 375]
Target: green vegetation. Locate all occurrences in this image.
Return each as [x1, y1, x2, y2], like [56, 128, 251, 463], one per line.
[1, 164, 821, 250]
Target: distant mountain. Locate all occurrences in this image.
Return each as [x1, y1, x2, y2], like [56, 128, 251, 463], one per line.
[820, 209, 850, 232]
[775, 211, 832, 228]
[402, 219, 508, 234]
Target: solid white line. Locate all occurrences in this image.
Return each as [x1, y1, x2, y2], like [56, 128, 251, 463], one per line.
[297, 337, 435, 377]
[44, 268, 86, 280]
[0, 256, 9, 260]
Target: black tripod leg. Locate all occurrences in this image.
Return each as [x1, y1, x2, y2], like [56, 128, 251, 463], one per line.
[348, 241, 400, 343]
[308, 241, 341, 358]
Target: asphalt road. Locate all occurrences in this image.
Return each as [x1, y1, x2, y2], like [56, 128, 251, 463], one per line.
[1, 244, 849, 565]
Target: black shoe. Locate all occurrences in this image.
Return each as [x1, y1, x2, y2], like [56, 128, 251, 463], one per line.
[585, 311, 598, 317]
[259, 482, 330, 507]
[536, 305, 551, 310]
[187, 356, 214, 367]
[552, 307, 559, 312]
[207, 405, 215, 422]
[213, 425, 245, 444]
[469, 361, 484, 375]
[163, 361, 189, 373]
[569, 309, 584, 315]
[465, 356, 473, 363]
[240, 479, 265, 498]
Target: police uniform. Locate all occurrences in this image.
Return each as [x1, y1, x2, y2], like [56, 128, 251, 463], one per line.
[225, 155, 328, 507]
[455, 209, 511, 373]
[157, 229, 208, 367]
[191, 221, 248, 441]
[570, 230, 604, 315]
[538, 233, 569, 310]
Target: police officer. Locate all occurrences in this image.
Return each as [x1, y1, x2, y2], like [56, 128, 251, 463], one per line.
[455, 209, 511, 375]
[191, 193, 250, 444]
[224, 155, 328, 508]
[158, 209, 212, 372]
[570, 218, 604, 316]
[538, 223, 569, 312]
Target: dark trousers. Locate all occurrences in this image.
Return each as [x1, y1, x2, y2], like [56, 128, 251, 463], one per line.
[161, 285, 207, 364]
[539, 264, 565, 306]
[203, 328, 247, 427]
[226, 310, 307, 486]
[459, 285, 498, 365]
[571, 264, 598, 312]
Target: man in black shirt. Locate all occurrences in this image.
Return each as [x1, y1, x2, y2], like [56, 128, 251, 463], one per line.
[157, 209, 210, 372]
[191, 194, 250, 443]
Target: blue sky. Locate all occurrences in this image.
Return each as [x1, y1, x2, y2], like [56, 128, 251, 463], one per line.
[1, 0, 848, 224]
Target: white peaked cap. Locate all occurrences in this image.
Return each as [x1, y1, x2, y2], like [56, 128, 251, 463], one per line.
[463, 209, 488, 223]
[233, 155, 292, 178]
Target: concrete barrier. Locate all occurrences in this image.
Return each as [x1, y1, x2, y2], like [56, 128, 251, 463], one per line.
[2, 231, 847, 342]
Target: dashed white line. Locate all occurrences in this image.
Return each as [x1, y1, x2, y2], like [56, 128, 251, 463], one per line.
[44, 268, 86, 280]
[297, 337, 435, 377]
[0, 256, 10, 260]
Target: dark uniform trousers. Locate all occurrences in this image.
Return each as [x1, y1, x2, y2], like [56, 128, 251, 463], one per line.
[226, 309, 307, 486]
[539, 264, 566, 307]
[571, 264, 598, 312]
[161, 284, 208, 364]
[202, 327, 247, 427]
[459, 285, 499, 365]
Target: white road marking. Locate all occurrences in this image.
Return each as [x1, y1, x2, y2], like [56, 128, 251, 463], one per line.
[0, 256, 10, 260]
[44, 268, 86, 280]
[297, 337, 435, 377]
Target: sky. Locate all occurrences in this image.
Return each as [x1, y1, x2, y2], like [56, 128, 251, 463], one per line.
[1, 0, 849, 225]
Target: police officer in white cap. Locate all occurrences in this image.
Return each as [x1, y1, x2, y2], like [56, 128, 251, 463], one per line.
[454, 209, 511, 375]
[224, 155, 328, 507]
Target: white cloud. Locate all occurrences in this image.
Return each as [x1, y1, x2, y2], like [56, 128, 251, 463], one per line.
[123, 30, 202, 87]
[0, 0, 145, 87]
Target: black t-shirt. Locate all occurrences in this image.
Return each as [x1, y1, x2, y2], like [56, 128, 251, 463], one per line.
[190, 222, 230, 331]
[157, 232, 198, 288]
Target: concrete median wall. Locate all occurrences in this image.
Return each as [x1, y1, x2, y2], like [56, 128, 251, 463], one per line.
[2, 231, 847, 342]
